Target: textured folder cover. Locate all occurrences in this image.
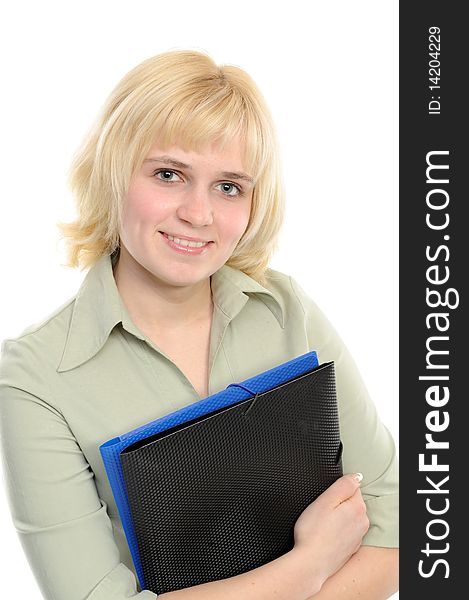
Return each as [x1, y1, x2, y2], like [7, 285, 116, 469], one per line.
[100, 350, 319, 583]
[100, 351, 342, 593]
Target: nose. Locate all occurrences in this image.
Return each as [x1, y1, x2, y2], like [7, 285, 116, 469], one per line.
[176, 186, 214, 227]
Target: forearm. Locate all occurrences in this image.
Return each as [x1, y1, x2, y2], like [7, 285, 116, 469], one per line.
[307, 547, 399, 600]
[158, 547, 323, 600]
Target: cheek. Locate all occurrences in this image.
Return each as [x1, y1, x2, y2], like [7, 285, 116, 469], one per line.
[123, 186, 170, 227]
[235, 199, 252, 234]
[220, 205, 251, 242]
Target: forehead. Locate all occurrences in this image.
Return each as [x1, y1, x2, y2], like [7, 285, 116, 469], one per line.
[140, 115, 262, 179]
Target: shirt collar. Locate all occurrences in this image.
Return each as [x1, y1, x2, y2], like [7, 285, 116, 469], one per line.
[210, 263, 286, 328]
[57, 254, 285, 373]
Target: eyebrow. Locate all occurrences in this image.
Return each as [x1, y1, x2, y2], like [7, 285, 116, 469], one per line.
[144, 155, 254, 184]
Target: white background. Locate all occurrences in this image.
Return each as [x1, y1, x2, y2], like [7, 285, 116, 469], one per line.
[0, 1, 398, 597]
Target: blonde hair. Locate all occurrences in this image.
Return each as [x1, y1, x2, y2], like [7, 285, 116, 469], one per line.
[60, 50, 285, 285]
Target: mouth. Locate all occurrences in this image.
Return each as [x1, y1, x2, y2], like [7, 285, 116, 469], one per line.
[159, 231, 214, 251]
[159, 231, 212, 247]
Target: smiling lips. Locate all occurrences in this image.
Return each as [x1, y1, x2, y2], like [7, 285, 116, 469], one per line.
[166, 235, 208, 248]
[160, 231, 213, 254]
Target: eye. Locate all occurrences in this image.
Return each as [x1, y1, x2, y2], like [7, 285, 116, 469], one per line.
[153, 169, 182, 182]
[216, 182, 242, 197]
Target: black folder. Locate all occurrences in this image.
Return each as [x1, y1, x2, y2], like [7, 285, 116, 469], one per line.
[118, 360, 342, 594]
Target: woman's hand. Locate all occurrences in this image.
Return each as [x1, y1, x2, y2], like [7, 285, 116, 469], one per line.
[293, 473, 370, 587]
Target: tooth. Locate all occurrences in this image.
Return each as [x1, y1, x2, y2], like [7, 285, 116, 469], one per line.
[166, 234, 207, 248]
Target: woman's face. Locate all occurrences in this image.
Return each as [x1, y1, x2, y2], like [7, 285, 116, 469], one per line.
[118, 138, 253, 290]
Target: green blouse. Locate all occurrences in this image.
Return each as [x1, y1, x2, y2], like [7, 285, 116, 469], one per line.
[0, 255, 398, 599]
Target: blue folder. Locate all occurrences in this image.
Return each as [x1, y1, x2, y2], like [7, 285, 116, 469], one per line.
[100, 350, 319, 588]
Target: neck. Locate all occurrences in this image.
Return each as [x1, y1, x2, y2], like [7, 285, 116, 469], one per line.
[113, 248, 213, 334]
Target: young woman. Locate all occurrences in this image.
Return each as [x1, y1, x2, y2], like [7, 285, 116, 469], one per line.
[0, 50, 398, 599]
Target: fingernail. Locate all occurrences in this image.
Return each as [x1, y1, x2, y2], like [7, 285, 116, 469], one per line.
[354, 472, 363, 483]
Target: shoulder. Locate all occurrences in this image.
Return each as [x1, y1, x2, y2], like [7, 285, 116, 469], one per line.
[263, 267, 338, 346]
[0, 296, 77, 391]
[263, 267, 322, 317]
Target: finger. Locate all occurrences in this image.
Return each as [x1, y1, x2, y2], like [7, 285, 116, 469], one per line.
[322, 473, 363, 507]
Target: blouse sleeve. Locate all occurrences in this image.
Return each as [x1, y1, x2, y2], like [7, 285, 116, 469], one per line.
[289, 277, 399, 548]
[0, 339, 157, 600]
